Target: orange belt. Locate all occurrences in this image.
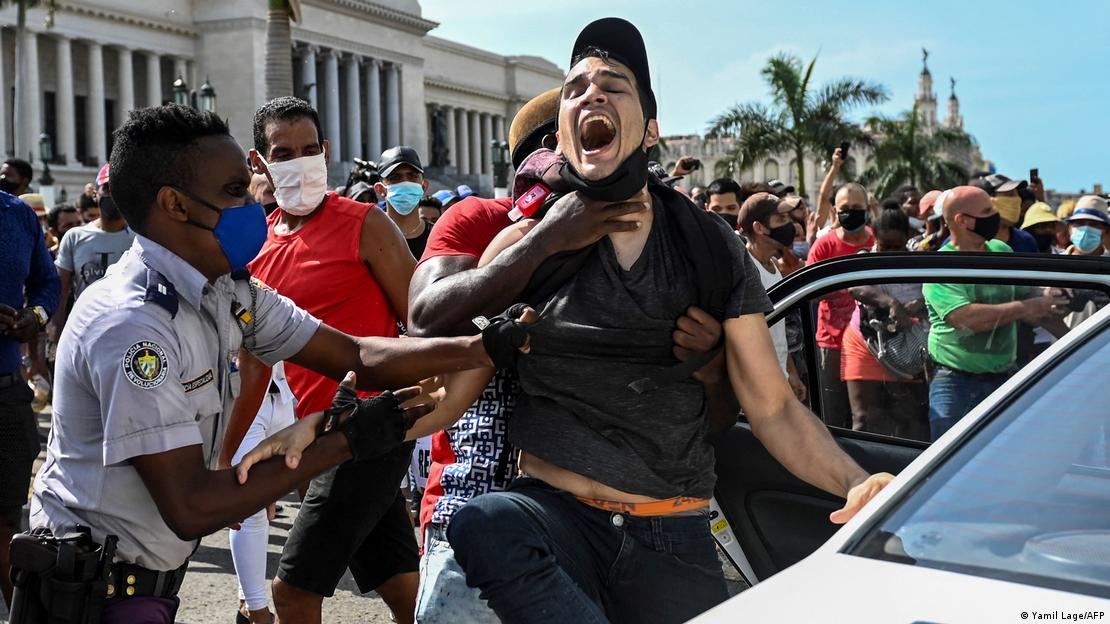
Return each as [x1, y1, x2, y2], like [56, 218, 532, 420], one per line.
[575, 496, 709, 517]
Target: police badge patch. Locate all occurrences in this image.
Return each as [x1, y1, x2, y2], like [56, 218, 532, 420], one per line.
[123, 341, 169, 389]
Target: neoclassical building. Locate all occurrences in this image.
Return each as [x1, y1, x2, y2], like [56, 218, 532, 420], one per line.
[660, 59, 987, 201]
[0, 0, 563, 200]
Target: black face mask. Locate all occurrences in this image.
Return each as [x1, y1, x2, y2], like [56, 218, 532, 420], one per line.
[717, 212, 738, 230]
[560, 146, 650, 202]
[263, 201, 279, 216]
[969, 212, 1001, 241]
[837, 209, 867, 233]
[1031, 231, 1056, 253]
[0, 178, 19, 195]
[98, 195, 122, 221]
[767, 222, 797, 248]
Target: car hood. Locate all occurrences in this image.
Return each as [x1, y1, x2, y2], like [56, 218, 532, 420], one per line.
[690, 552, 1109, 624]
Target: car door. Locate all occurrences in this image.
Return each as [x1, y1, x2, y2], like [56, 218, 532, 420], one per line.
[712, 251, 1110, 585]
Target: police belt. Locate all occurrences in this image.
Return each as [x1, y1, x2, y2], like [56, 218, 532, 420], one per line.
[106, 560, 189, 600]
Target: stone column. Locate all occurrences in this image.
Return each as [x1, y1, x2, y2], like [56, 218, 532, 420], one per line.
[364, 59, 381, 159]
[56, 36, 76, 165]
[343, 55, 361, 161]
[455, 108, 469, 176]
[492, 114, 504, 143]
[88, 42, 107, 165]
[116, 47, 134, 118]
[443, 105, 456, 172]
[300, 46, 318, 109]
[321, 50, 341, 161]
[468, 110, 480, 176]
[145, 51, 162, 107]
[15, 29, 40, 162]
[174, 58, 187, 85]
[479, 113, 492, 175]
[384, 63, 401, 148]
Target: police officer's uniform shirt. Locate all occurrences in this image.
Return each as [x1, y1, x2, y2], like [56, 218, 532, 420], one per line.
[31, 235, 320, 571]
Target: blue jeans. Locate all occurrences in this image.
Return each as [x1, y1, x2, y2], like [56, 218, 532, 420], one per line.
[928, 367, 1006, 440]
[447, 478, 727, 624]
[416, 526, 499, 624]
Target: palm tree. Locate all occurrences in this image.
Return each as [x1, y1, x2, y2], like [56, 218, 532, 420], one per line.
[264, 0, 299, 100]
[707, 53, 888, 196]
[859, 105, 972, 198]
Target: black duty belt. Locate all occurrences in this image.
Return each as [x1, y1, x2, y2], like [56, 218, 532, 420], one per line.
[106, 560, 188, 599]
[0, 371, 19, 389]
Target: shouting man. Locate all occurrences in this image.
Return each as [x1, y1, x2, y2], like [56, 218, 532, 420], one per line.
[446, 18, 892, 624]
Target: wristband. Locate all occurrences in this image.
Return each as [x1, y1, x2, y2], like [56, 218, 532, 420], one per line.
[473, 303, 531, 370]
[322, 385, 409, 462]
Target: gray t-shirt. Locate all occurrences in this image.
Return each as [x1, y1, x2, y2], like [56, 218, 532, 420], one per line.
[512, 198, 771, 500]
[55, 223, 135, 299]
[32, 236, 320, 571]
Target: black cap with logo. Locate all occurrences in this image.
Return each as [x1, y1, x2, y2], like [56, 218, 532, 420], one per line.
[569, 17, 657, 120]
[378, 146, 424, 179]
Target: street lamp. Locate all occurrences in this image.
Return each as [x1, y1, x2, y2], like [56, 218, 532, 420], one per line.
[198, 76, 217, 113]
[172, 75, 189, 107]
[38, 132, 55, 208]
[490, 139, 510, 198]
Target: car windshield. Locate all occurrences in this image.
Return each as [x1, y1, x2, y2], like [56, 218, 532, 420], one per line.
[848, 321, 1110, 598]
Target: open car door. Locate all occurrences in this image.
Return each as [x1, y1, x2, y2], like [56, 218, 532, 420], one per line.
[710, 252, 1110, 586]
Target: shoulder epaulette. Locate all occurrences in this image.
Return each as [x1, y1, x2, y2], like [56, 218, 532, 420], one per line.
[142, 268, 179, 318]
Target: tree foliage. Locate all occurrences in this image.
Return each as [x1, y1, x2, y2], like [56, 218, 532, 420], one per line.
[859, 105, 972, 198]
[707, 53, 888, 196]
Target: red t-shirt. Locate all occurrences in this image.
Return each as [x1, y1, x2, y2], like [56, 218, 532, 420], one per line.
[248, 193, 399, 417]
[807, 228, 875, 349]
[418, 196, 512, 531]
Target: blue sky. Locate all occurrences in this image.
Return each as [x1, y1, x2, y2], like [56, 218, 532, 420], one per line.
[421, 0, 1109, 194]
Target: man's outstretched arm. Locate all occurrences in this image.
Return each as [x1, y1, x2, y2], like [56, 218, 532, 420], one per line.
[724, 314, 892, 523]
[289, 324, 491, 392]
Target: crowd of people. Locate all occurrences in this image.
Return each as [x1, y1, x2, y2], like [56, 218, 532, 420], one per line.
[688, 146, 1104, 444]
[0, 15, 1104, 624]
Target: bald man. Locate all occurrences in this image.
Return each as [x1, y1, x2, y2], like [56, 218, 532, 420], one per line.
[922, 186, 1066, 439]
[807, 183, 874, 427]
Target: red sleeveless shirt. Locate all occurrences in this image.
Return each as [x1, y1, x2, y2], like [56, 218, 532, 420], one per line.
[249, 193, 399, 417]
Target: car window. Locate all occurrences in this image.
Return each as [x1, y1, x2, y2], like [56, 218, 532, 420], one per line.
[847, 322, 1110, 597]
[778, 278, 1109, 444]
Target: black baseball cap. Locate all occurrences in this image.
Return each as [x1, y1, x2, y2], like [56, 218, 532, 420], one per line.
[973, 173, 1027, 196]
[768, 179, 796, 197]
[378, 146, 424, 178]
[569, 17, 657, 120]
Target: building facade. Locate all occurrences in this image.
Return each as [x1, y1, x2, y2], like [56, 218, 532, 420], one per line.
[660, 59, 987, 201]
[0, 0, 564, 201]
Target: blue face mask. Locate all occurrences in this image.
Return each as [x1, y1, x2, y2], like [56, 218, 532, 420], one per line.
[176, 187, 269, 273]
[386, 181, 425, 216]
[1070, 224, 1105, 254]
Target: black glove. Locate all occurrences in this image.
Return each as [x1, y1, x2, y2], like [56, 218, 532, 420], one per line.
[323, 384, 412, 462]
[474, 303, 531, 370]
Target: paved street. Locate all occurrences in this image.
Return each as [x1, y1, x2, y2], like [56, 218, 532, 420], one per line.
[1, 408, 747, 623]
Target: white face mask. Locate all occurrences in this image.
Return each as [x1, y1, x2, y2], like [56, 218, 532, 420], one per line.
[260, 153, 328, 216]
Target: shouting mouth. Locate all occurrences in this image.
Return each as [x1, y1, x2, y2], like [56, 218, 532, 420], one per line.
[579, 113, 617, 156]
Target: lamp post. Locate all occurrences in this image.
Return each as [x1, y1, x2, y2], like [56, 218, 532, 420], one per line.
[38, 132, 55, 208]
[172, 74, 189, 107]
[491, 139, 510, 198]
[198, 76, 217, 113]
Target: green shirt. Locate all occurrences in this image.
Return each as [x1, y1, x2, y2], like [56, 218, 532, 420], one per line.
[923, 240, 1029, 374]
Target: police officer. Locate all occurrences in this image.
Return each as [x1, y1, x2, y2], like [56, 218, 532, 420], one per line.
[28, 105, 497, 623]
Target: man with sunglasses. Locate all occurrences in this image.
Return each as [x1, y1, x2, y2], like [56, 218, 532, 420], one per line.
[29, 105, 497, 623]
